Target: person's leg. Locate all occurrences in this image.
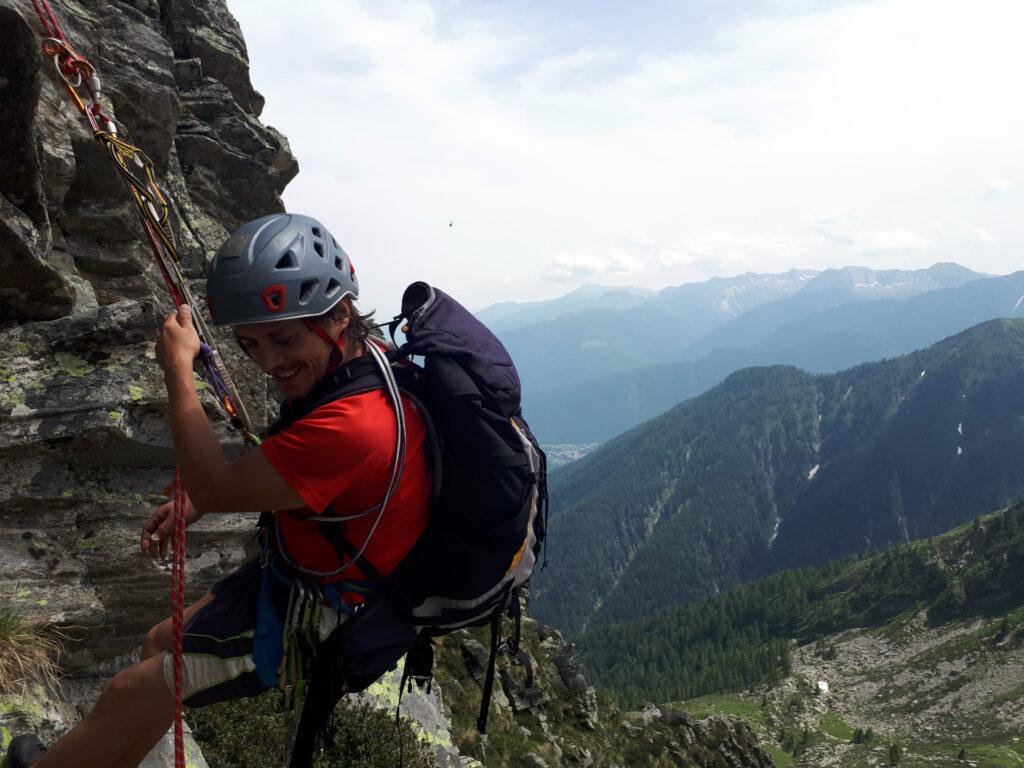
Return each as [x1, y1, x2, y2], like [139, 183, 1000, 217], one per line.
[111, 562, 273, 767]
[140, 593, 215, 661]
[112, 592, 214, 768]
[106, 708, 180, 768]
[34, 654, 173, 768]
[27, 559, 271, 768]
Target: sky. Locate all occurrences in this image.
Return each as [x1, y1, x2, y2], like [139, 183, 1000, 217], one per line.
[227, 0, 1023, 314]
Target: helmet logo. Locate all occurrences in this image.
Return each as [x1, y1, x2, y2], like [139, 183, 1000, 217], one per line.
[262, 284, 287, 313]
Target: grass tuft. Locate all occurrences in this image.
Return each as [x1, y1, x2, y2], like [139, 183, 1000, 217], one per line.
[0, 607, 61, 699]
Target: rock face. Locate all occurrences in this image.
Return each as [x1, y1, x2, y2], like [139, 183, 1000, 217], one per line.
[0, 0, 292, 730]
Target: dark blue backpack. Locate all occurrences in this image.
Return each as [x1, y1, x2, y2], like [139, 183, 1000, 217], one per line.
[384, 282, 548, 626]
[289, 283, 548, 766]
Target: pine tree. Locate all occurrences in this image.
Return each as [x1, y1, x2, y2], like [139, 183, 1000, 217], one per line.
[888, 742, 902, 765]
[996, 615, 1010, 642]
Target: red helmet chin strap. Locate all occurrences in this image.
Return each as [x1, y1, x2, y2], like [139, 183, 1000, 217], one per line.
[305, 317, 346, 354]
[303, 318, 346, 370]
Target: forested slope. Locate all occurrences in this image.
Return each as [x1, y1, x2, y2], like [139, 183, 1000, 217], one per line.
[578, 502, 1024, 706]
[532, 319, 1024, 633]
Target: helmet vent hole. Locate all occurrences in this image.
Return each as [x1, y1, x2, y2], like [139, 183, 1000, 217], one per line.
[299, 279, 320, 305]
[311, 227, 322, 238]
[335, 256, 343, 271]
[325, 278, 342, 299]
[275, 251, 298, 270]
[332, 238, 339, 248]
[313, 241, 324, 258]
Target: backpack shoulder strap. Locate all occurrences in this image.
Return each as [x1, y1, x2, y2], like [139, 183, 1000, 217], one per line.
[269, 353, 385, 436]
[303, 341, 409, 580]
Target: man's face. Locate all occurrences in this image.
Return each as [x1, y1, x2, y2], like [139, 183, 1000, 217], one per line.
[233, 318, 334, 399]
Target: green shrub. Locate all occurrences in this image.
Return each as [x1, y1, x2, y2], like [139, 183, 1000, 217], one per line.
[187, 691, 433, 768]
[888, 742, 902, 765]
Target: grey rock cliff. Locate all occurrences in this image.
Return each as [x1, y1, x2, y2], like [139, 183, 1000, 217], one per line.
[0, 0, 292, 737]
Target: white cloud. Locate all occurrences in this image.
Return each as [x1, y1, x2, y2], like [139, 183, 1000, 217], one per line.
[228, 0, 1024, 310]
[615, 232, 802, 274]
[983, 175, 1015, 198]
[812, 219, 931, 254]
[965, 223, 996, 244]
[543, 249, 645, 281]
[656, 248, 698, 268]
[671, 233, 805, 270]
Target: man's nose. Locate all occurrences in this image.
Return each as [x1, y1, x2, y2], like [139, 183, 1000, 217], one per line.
[255, 347, 286, 373]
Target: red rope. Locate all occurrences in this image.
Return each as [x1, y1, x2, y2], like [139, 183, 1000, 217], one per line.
[171, 469, 187, 768]
[25, 6, 251, 766]
[30, 0, 65, 41]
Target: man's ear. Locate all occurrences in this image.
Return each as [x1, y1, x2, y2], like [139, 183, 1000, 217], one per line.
[331, 301, 351, 341]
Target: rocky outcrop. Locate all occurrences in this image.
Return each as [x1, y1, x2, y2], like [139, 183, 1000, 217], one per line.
[0, 0, 292, 651]
[0, 0, 293, 751]
[434, 599, 776, 768]
[543, 629, 599, 730]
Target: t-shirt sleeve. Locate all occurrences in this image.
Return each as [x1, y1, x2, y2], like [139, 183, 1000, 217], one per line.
[260, 397, 392, 514]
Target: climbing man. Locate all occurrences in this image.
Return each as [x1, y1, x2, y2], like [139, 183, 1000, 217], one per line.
[6, 213, 434, 768]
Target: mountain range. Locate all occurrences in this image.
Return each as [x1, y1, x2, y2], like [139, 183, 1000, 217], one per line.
[475, 283, 654, 333]
[527, 270, 1024, 443]
[484, 264, 985, 398]
[530, 319, 1024, 634]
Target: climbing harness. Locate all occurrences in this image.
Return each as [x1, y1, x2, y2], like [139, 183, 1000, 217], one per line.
[27, 2, 259, 766]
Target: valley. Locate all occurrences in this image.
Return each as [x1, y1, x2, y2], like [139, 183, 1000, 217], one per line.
[681, 607, 1024, 767]
[574, 503, 1024, 767]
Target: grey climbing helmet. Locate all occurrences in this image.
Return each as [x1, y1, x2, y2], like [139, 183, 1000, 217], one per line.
[205, 213, 358, 326]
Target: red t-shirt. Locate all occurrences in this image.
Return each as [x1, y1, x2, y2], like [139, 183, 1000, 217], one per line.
[260, 386, 432, 594]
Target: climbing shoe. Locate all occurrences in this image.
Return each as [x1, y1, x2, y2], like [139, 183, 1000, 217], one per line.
[7, 734, 47, 768]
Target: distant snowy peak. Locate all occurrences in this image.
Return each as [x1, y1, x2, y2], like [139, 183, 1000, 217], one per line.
[710, 270, 821, 316]
[479, 262, 983, 340]
[797, 263, 983, 300]
[649, 268, 820, 321]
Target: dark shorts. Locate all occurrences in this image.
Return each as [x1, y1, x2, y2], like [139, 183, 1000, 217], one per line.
[162, 554, 361, 708]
